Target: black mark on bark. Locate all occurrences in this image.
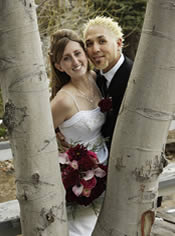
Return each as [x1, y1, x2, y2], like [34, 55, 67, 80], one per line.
[3, 100, 28, 134]
[32, 173, 40, 185]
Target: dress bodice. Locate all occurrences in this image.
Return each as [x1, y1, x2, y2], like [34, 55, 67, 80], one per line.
[59, 106, 108, 164]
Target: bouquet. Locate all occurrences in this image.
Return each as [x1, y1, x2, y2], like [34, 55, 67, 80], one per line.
[59, 144, 107, 206]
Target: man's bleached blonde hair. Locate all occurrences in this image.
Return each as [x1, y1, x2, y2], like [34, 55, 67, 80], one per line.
[83, 16, 124, 44]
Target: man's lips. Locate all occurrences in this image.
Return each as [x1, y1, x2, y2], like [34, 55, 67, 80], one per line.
[92, 56, 104, 62]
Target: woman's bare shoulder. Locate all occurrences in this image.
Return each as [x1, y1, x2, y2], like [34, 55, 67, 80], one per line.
[51, 89, 75, 127]
[52, 89, 73, 109]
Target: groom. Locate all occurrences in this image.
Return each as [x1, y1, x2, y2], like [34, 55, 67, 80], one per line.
[83, 16, 133, 150]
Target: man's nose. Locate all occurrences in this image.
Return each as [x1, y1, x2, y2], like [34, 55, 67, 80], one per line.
[92, 42, 100, 53]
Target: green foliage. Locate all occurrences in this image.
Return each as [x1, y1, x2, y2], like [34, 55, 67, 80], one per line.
[0, 122, 8, 140]
[91, 0, 147, 32]
[35, 0, 96, 37]
[35, 0, 146, 38]
[0, 90, 7, 140]
[0, 89, 4, 119]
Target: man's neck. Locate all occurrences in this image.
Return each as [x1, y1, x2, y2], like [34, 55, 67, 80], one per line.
[101, 53, 124, 87]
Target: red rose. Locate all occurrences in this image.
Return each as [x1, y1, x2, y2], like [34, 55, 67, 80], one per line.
[98, 97, 112, 112]
[78, 156, 96, 171]
[67, 144, 88, 161]
[62, 166, 80, 189]
[81, 177, 97, 189]
[87, 151, 98, 163]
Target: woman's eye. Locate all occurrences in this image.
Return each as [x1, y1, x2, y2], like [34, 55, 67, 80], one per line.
[63, 57, 69, 61]
[75, 51, 81, 56]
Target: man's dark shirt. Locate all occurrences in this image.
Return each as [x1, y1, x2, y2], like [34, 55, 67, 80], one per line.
[96, 56, 133, 150]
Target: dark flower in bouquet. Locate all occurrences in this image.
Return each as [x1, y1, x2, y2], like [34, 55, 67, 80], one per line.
[59, 144, 107, 206]
[98, 97, 112, 113]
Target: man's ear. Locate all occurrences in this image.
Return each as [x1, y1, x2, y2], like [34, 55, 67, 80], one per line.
[55, 63, 64, 72]
[116, 38, 122, 48]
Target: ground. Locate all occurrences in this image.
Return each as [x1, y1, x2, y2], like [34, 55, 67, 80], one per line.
[0, 160, 16, 203]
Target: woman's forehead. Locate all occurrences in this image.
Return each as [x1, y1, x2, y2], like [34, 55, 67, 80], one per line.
[63, 41, 83, 54]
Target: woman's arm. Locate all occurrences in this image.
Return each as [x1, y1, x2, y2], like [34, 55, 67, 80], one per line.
[51, 92, 73, 151]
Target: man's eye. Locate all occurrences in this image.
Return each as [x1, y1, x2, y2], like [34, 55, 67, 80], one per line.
[86, 42, 92, 47]
[99, 39, 106, 44]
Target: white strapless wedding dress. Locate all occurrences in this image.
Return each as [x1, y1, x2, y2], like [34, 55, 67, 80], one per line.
[59, 91, 108, 236]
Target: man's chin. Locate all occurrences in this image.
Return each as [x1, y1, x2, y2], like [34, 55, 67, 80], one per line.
[93, 62, 108, 70]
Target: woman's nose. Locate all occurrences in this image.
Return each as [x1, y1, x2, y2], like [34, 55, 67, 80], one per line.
[72, 56, 79, 65]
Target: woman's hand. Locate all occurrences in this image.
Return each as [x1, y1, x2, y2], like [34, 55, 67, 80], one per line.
[56, 129, 70, 152]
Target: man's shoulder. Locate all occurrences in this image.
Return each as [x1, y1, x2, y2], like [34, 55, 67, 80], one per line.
[123, 55, 133, 69]
[114, 55, 132, 77]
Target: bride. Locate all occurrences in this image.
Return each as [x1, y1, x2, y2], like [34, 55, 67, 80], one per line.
[49, 29, 108, 236]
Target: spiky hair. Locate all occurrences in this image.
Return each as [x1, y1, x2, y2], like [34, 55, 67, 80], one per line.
[83, 16, 124, 42]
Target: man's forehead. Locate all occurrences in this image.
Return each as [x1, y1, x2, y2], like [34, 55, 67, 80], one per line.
[85, 34, 106, 42]
[85, 26, 114, 41]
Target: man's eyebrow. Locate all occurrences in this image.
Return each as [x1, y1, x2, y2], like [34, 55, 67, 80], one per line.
[85, 39, 91, 43]
[97, 35, 105, 39]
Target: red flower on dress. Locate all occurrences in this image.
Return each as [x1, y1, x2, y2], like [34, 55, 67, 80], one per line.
[59, 144, 107, 206]
[98, 97, 112, 113]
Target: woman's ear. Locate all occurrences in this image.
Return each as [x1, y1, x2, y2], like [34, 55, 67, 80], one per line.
[55, 63, 64, 72]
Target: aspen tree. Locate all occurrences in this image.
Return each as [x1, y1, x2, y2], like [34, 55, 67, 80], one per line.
[93, 0, 175, 235]
[0, 1, 68, 235]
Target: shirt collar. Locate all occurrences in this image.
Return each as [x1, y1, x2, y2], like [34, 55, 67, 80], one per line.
[100, 53, 124, 87]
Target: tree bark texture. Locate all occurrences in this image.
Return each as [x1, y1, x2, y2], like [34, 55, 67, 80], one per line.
[0, 1, 68, 235]
[93, 0, 175, 235]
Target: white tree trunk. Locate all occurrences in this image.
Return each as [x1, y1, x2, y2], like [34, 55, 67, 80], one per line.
[0, 1, 68, 235]
[93, 0, 175, 235]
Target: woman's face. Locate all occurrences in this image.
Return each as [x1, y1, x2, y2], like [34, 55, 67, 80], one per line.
[55, 41, 88, 78]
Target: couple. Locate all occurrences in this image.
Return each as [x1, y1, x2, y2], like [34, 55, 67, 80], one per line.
[49, 16, 133, 236]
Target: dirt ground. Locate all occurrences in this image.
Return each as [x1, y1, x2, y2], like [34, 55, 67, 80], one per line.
[0, 131, 175, 208]
[0, 160, 16, 203]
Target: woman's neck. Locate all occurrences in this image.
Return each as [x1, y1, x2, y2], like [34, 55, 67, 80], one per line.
[70, 72, 91, 91]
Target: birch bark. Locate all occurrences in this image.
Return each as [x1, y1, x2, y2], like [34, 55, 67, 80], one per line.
[0, 0, 68, 235]
[93, 0, 175, 235]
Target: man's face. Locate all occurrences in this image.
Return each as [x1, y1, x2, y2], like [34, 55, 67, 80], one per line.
[85, 25, 122, 73]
